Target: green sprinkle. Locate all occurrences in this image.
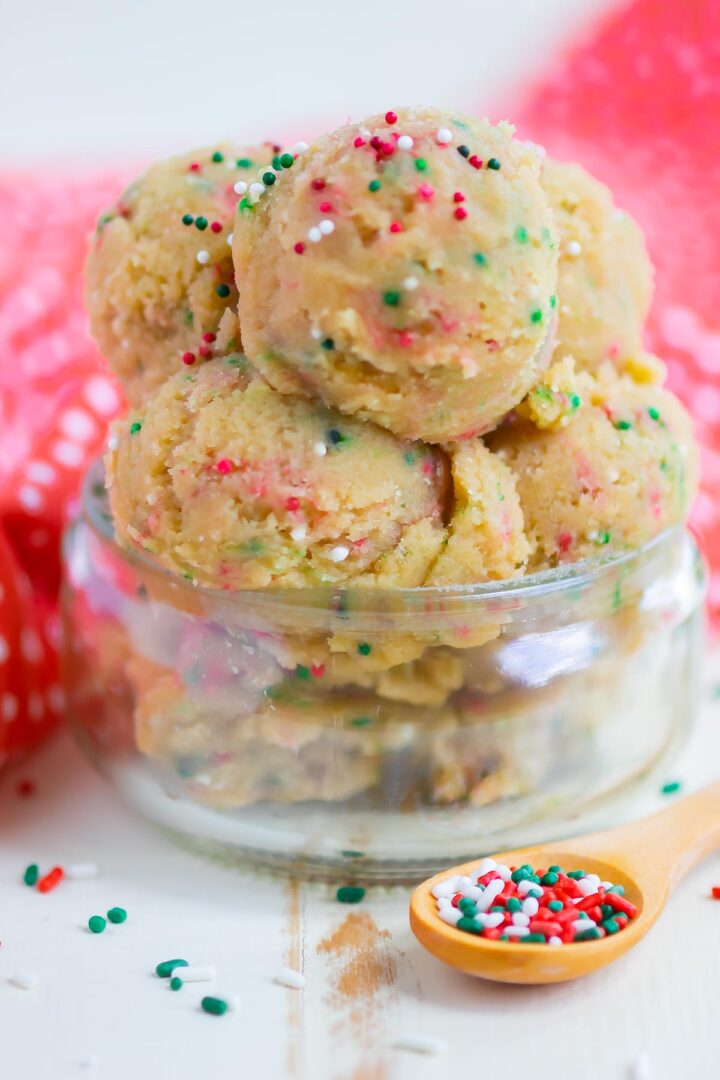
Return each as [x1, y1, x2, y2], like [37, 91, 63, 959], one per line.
[23, 864, 39, 887]
[368, 180, 381, 192]
[514, 225, 528, 243]
[457, 917, 482, 933]
[648, 406, 661, 421]
[550, 294, 557, 308]
[661, 780, 682, 795]
[295, 665, 311, 680]
[414, 158, 427, 171]
[156, 959, 189, 979]
[170, 977, 183, 991]
[548, 865, 564, 874]
[489, 906, 505, 914]
[129, 421, 142, 435]
[183, 309, 194, 326]
[341, 850, 365, 859]
[96, 212, 114, 233]
[107, 907, 127, 924]
[541, 872, 559, 886]
[272, 155, 283, 171]
[506, 898, 522, 913]
[615, 419, 632, 430]
[525, 933, 547, 944]
[211, 151, 224, 163]
[383, 290, 401, 307]
[458, 898, 477, 915]
[530, 308, 543, 323]
[511, 868, 531, 883]
[473, 252, 487, 266]
[607, 884, 625, 896]
[181, 213, 194, 226]
[216, 284, 231, 298]
[600, 904, 615, 920]
[351, 716, 370, 728]
[595, 530, 611, 545]
[195, 216, 208, 231]
[487, 157, 501, 170]
[548, 900, 563, 913]
[601, 918, 621, 935]
[404, 451, 416, 465]
[575, 928, 602, 942]
[280, 152, 294, 168]
[567, 870, 586, 880]
[570, 393, 582, 409]
[236, 158, 253, 168]
[336, 886, 366, 904]
[238, 197, 252, 213]
[357, 642, 372, 656]
[262, 171, 276, 186]
[88, 915, 106, 934]
[321, 338, 335, 350]
[201, 996, 228, 1016]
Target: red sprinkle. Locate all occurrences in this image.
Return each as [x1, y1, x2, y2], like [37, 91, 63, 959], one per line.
[198, 345, 212, 359]
[202, 332, 216, 343]
[454, 207, 468, 220]
[210, 221, 222, 233]
[216, 459, 233, 474]
[389, 222, 404, 234]
[310, 664, 325, 678]
[469, 155, 483, 169]
[311, 179, 326, 191]
[712, 887, 720, 900]
[37, 866, 64, 894]
[385, 110, 398, 124]
[557, 531, 573, 553]
[182, 352, 196, 366]
[319, 202, 333, 213]
[605, 892, 638, 919]
[353, 136, 366, 148]
[417, 184, 434, 200]
[453, 192, 465, 203]
[188, 162, 201, 172]
[294, 242, 306, 254]
[285, 496, 300, 511]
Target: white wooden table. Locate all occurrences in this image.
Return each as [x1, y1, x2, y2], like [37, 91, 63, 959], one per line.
[1, 657, 719, 1080]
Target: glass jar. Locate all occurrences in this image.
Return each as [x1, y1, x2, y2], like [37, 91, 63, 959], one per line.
[61, 461, 706, 881]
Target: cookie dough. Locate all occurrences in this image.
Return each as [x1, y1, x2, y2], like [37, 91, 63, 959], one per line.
[542, 158, 653, 373]
[233, 106, 558, 442]
[85, 142, 270, 404]
[106, 356, 449, 588]
[489, 363, 697, 569]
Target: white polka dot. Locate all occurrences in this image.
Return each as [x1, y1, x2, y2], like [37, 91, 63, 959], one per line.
[0, 636, 9, 663]
[47, 685, 64, 713]
[59, 408, 96, 443]
[28, 693, 44, 722]
[18, 485, 43, 512]
[21, 628, 42, 664]
[1, 693, 18, 722]
[52, 441, 85, 467]
[690, 383, 720, 424]
[45, 615, 61, 649]
[26, 461, 57, 486]
[83, 376, 120, 417]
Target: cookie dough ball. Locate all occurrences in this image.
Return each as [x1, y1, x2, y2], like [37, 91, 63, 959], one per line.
[542, 158, 653, 373]
[234, 107, 558, 442]
[85, 142, 270, 404]
[489, 364, 697, 569]
[106, 356, 449, 589]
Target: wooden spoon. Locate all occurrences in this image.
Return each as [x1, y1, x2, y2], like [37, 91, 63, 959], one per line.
[410, 782, 720, 984]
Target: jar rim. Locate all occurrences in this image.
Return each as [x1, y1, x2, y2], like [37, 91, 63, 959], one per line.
[81, 458, 691, 617]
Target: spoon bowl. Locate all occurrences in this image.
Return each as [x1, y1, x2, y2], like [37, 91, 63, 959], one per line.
[411, 782, 720, 984]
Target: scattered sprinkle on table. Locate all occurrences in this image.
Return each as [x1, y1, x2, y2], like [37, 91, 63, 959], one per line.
[170, 977, 183, 991]
[711, 886, 720, 900]
[106, 907, 127, 924]
[37, 866, 64, 893]
[661, 780, 682, 795]
[392, 1034, 448, 1056]
[10, 969, 40, 991]
[88, 915, 106, 934]
[178, 965, 216, 983]
[275, 966, 306, 990]
[432, 858, 637, 943]
[23, 863, 39, 886]
[336, 886, 366, 904]
[156, 958, 189, 978]
[201, 995, 228, 1016]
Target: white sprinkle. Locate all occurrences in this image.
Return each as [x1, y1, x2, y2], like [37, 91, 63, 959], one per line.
[275, 967, 305, 990]
[517, 879, 542, 897]
[483, 912, 505, 930]
[601, 881, 614, 891]
[438, 906, 462, 927]
[495, 863, 512, 881]
[397, 135, 414, 150]
[436, 127, 453, 144]
[329, 545, 350, 563]
[319, 219, 335, 235]
[628, 1052, 653, 1080]
[227, 233, 234, 246]
[477, 858, 497, 875]
[233, 180, 248, 195]
[313, 441, 327, 457]
[566, 239, 582, 256]
[403, 276, 419, 291]
[572, 919, 591, 933]
[577, 877, 598, 897]
[291, 525, 307, 542]
[512, 913, 530, 928]
[225, 993, 242, 1013]
[307, 226, 322, 243]
[475, 878, 504, 913]
[10, 970, 39, 991]
[293, 141, 309, 154]
[26, 461, 56, 486]
[393, 1034, 447, 1056]
[431, 876, 459, 899]
[225, 159, 236, 169]
[522, 897, 539, 917]
[249, 182, 265, 199]
[176, 965, 217, 983]
[548, 936, 563, 947]
[460, 884, 483, 901]
[18, 485, 43, 511]
[585, 874, 601, 887]
[310, 327, 324, 339]
[504, 925, 530, 937]
[196, 250, 210, 265]
[66, 863, 99, 880]
[107, 434, 119, 452]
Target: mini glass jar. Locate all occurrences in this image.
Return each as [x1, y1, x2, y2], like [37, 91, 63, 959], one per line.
[61, 462, 706, 881]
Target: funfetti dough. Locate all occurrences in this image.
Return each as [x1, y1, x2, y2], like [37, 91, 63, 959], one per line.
[85, 142, 274, 405]
[105, 355, 450, 589]
[542, 158, 653, 374]
[488, 362, 697, 570]
[233, 106, 558, 443]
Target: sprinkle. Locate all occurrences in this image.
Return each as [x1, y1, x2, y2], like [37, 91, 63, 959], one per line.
[291, 525, 307, 542]
[436, 127, 453, 144]
[275, 967, 306, 990]
[515, 225, 528, 243]
[457, 145, 470, 158]
[487, 158, 501, 170]
[129, 422, 142, 435]
[294, 142, 309, 154]
[216, 284, 231, 298]
[195, 216, 208, 231]
[530, 308, 543, 323]
[311, 178, 326, 191]
[566, 239, 582, 256]
[233, 180, 248, 195]
[181, 214, 194, 226]
[156, 959, 189, 979]
[711, 886, 720, 900]
[249, 182, 265, 199]
[319, 219, 335, 235]
[211, 151, 224, 163]
[66, 863, 99, 880]
[216, 459, 233, 474]
[454, 207, 468, 220]
[403, 276, 419, 290]
[357, 642, 372, 656]
[88, 915, 106, 934]
[262, 171, 276, 186]
[178, 965, 217, 983]
[336, 886, 366, 903]
[37, 866, 64, 893]
[201, 996, 228, 1016]
[280, 152, 294, 168]
[313, 441, 327, 457]
[285, 496, 300, 511]
[329, 545, 350, 563]
[227, 233, 233, 246]
[384, 110, 398, 124]
[661, 780, 681, 795]
[397, 135, 413, 150]
[368, 179, 381, 192]
[393, 1034, 447, 1056]
[308, 227, 322, 243]
[107, 907, 127, 924]
[170, 977, 183, 991]
[23, 863, 39, 886]
[294, 242, 306, 254]
[474, 253, 487, 266]
[196, 250, 209, 265]
[389, 222, 403, 234]
[383, 290, 401, 307]
[10, 970, 39, 991]
[321, 338, 335, 350]
[182, 352, 196, 366]
[648, 406, 661, 421]
[469, 155, 483, 169]
[210, 221, 222, 233]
